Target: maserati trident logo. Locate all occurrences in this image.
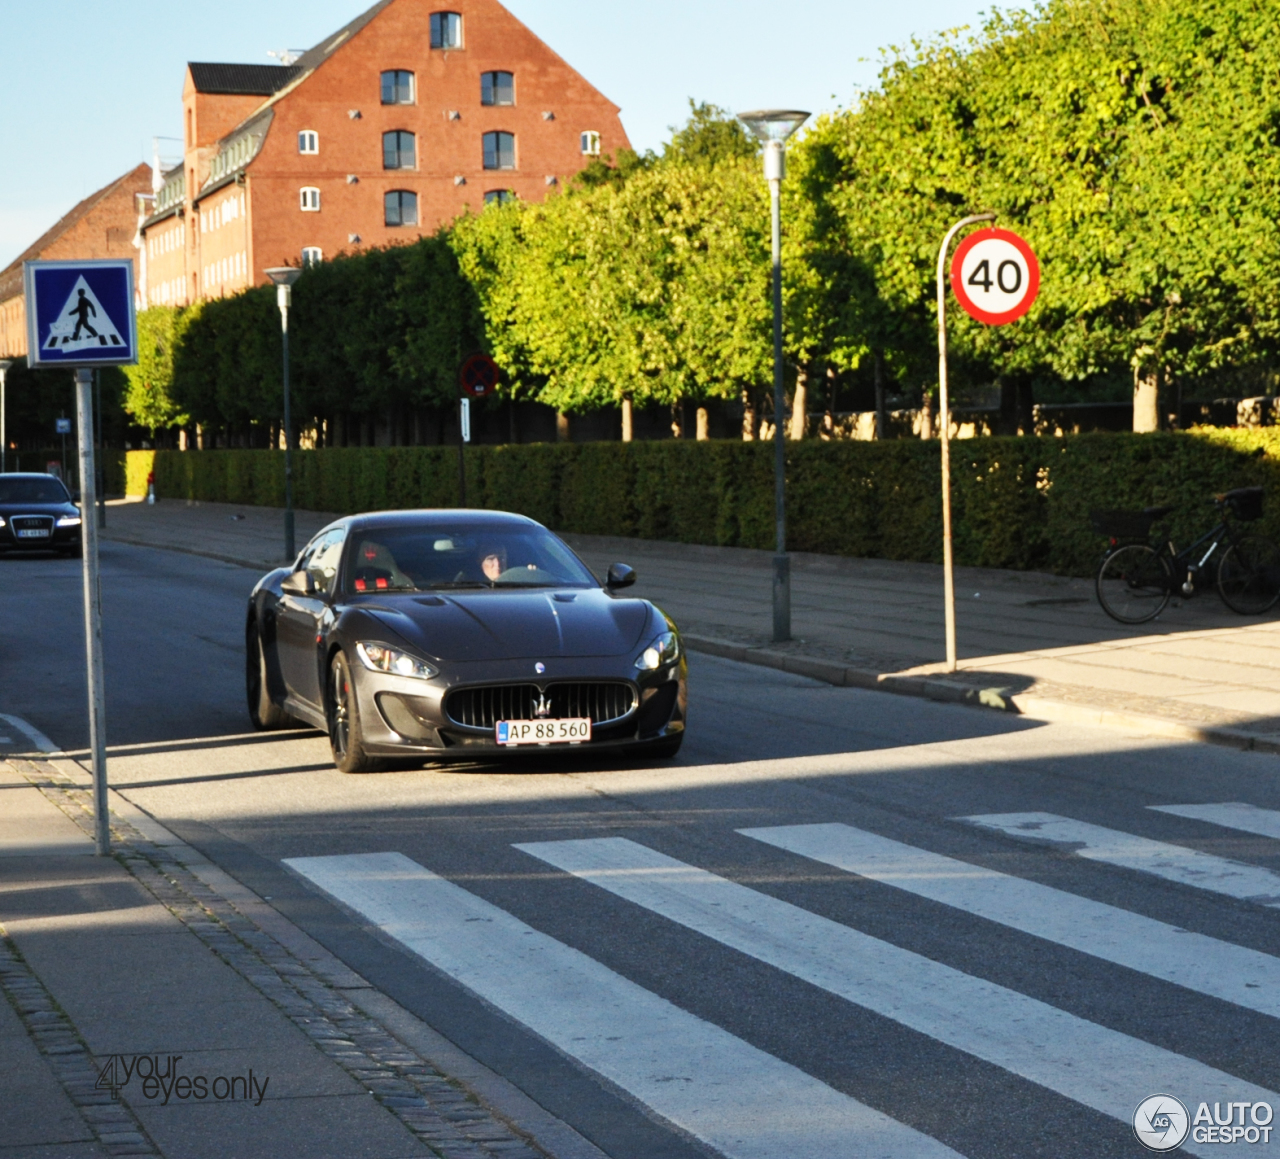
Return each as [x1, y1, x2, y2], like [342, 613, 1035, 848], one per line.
[534, 691, 551, 718]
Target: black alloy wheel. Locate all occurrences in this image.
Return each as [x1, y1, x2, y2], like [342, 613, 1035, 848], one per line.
[328, 651, 382, 773]
[246, 622, 295, 730]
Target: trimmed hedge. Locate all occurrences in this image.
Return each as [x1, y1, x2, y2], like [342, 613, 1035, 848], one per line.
[126, 430, 1280, 576]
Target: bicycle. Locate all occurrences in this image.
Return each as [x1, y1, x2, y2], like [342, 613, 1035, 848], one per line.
[1091, 487, 1280, 624]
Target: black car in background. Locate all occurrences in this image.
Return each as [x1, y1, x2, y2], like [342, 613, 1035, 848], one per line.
[0, 473, 83, 557]
[246, 509, 687, 771]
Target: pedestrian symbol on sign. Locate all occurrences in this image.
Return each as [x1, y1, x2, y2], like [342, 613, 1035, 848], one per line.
[44, 277, 125, 353]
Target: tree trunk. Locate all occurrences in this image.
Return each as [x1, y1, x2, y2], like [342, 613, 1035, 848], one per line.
[874, 353, 886, 440]
[741, 388, 757, 441]
[919, 389, 934, 440]
[1133, 365, 1160, 432]
[789, 367, 808, 440]
[621, 396, 633, 443]
[556, 410, 570, 442]
[695, 406, 709, 441]
[670, 401, 684, 439]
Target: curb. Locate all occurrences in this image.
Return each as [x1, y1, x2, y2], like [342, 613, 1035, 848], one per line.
[682, 634, 1280, 756]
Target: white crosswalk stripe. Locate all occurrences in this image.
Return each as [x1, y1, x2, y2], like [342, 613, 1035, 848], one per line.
[1151, 802, 1280, 842]
[284, 851, 960, 1159]
[517, 836, 1279, 1155]
[961, 812, 1280, 906]
[736, 822, 1280, 1018]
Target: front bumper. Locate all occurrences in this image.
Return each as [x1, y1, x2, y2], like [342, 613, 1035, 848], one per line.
[0, 520, 82, 551]
[349, 655, 687, 758]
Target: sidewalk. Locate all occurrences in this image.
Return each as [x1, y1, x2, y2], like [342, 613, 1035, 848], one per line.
[0, 753, 600, 1159]
[98, 497, 1280, 751]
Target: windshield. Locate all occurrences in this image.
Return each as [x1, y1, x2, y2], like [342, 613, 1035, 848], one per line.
[343, 525, 598, 593]
[0, 477, 70, 504]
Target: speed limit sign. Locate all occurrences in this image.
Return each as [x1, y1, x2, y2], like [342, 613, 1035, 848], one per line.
[950, 228, 1039, 325]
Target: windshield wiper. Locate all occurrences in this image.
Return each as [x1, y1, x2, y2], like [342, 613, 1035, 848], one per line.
[429, 581, 490, 589]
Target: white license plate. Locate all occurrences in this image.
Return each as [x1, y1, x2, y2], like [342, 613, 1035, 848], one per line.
[16, 529, 49, 538]
[496, 718, 592, 745]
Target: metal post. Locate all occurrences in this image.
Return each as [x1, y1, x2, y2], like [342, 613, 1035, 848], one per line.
[456, 397, 468, 507]
[94, 369, 105, 528]
[767, 144, 789, 643]
[74, 368, 109, 855]
[936, 213, 995, 672]
[280, 297, 295, 562]
[0, 361, 9, 474]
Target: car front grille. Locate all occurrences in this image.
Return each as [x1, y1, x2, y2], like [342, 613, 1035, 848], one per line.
[10, 515, 54, 536]
[446, 682, 637, 730]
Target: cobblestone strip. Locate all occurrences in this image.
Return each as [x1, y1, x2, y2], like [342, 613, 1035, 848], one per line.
[0, 927, 162, 1157]
[10, 758, 547, 1159]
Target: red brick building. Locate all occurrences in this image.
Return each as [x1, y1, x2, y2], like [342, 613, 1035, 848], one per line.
[0, 163, 153, 357]
[140, 0, 629, 307]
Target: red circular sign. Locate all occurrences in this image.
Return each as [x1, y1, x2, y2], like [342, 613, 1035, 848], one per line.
[459, 352, 499, 398]
[950, 228, 1040, 326]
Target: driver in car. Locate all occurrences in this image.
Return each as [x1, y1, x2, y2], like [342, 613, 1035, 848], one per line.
[479, 545, 538, 583]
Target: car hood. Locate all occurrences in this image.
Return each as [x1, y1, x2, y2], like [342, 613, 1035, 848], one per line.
[0, 500, 78, 517]
[354, 589, 655, 662]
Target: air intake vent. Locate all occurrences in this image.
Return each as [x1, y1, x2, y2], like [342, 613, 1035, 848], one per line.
[446, 682, 636, 730]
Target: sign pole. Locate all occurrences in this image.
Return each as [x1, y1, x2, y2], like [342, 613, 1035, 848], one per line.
[74, 367, 110, 854]
[936, 213, 995, 673]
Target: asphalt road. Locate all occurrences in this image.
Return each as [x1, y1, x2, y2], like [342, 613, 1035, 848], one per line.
[6, 541, 1280, 1158]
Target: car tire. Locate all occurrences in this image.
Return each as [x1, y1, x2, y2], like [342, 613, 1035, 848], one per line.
[246, 621, 296, 730]
[327, 651, 383, 773]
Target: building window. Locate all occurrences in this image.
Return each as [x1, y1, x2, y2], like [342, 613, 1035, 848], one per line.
[385, 190, 418, 227]
[381, 70, 414, 105]
[481, 71, 514, 106]
[483, 131, 515, 170]
[302, 247, 323, 267]
[484, 190, 514, 207]
[383, 130, 416, 170]
[300, 186, 321, 211]
[430, 12, 461, 48]
[580, 131, 601, 156]
[298, 130, 319, 154]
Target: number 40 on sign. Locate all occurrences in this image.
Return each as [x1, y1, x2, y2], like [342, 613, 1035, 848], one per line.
[950, 228, 1040, 326]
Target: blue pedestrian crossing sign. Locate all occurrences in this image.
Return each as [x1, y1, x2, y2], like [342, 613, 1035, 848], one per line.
[23, 260, 136, 367]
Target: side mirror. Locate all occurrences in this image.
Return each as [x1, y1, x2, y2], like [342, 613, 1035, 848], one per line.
[606, 563, 636, 591]
[281, 569, 316, 596]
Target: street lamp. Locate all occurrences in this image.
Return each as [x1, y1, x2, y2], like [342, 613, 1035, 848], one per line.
[0, 359, 11, 474]
[738, 108, 809, 643]
[264, 266, 302, 562]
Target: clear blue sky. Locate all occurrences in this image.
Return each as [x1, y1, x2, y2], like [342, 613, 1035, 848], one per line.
[0, 0, 999, 269]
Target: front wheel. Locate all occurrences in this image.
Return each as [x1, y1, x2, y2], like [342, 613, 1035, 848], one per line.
[327, 651, 383, 773]
[1096, 545, 1172, 624]
[1218, 536, 1280, 614]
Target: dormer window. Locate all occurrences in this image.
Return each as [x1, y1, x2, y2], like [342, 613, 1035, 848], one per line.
[381, 70, 414, 105]
[581, 131, 601, 156]
[430, 12, 461, 49]
[298, 130, 319, 154]
[481, 71, 514, 106]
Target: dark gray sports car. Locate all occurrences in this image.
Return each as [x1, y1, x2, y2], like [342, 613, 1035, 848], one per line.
[246, 509, 686, 771]
[0, 473, 83, 556]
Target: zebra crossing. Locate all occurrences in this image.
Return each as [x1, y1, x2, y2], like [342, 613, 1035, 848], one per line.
[286, 801, 1280, 1159]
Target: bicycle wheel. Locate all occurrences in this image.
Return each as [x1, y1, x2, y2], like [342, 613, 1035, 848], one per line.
[1217, 535, 1280, 614]
[1096, 545, 1173, 624]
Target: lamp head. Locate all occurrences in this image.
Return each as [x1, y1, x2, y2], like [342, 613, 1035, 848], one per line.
[737, 109, 810, 144]
[264, 266, 302, 288]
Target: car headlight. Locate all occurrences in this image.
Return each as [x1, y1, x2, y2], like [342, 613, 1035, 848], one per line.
[355, 642, 437, 680]
[635, 630, 680, 671]
[56, 516, 82, 527]
[0, 516, 5, 527]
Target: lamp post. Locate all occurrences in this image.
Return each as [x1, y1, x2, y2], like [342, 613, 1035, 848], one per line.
[738, 108, 809, 643]
[265, 267, 302, 562]
[0, 359, 11, 474]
